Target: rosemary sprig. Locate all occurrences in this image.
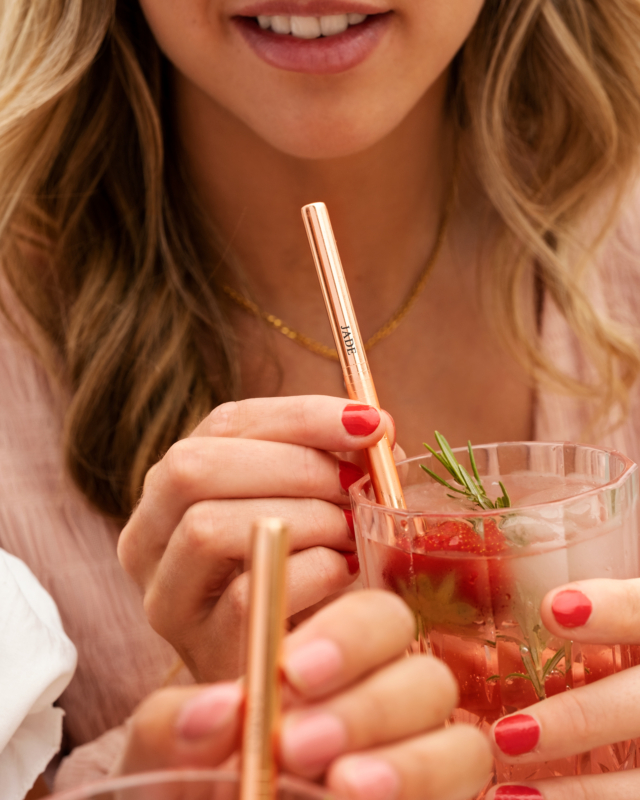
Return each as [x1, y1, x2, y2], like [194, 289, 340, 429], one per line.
[421, 431, 511, 511]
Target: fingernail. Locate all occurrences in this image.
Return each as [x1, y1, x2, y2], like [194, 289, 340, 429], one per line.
[338, 551, 359, 575]
[335, 756, 400, 800]
[281, 712, 347, 772]
[284, 638, 344, 693]
[494, 714, 540, 756]
[343, 509, 355, 541]
[176, 683, 243, 740]
[495, 787, 543, 799]
[551, 589, 592, 628]
[339, 460, 365, 493]
[342, 404, 380, 436]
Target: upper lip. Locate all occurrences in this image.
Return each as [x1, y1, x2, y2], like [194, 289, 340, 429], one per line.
[232, 1, 389, 17]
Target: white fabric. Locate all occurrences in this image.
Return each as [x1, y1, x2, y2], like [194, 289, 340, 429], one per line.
[0, 549, 77, 800]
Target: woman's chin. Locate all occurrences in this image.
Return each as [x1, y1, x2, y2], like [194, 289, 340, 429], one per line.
[239, 110, 410, 161]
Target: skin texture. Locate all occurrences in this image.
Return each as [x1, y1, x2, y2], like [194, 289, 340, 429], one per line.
[118, 3, 640, 797]
[116, 592, 494, 800]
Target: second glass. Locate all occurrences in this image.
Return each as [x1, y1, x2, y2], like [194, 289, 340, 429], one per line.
[350, 441, 640, 793]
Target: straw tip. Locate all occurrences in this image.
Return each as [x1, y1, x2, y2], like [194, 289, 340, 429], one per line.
[252, 517, 287, 531]
[301, 202, 327, 218]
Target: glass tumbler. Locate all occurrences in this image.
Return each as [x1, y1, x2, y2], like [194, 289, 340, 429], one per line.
[50, 769, 334, 800]
[350, 441, 640, 794]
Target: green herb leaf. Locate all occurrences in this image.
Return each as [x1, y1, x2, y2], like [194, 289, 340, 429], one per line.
[421, 432, 511, 512]
[542, 646, 567, 679]
[504, 672, 535, 684]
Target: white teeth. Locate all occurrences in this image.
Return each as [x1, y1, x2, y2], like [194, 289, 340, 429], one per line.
[291, 15, 322, 38]
[256, 13, 368, 38]
[320, 14, 349, 36]
[271, 15, 292, 34]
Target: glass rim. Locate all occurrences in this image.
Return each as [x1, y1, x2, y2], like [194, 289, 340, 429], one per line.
[349, 440, 638, 518]
[50, 769, 334, 800]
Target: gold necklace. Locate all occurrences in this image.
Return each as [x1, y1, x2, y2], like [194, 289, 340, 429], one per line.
[222, 176, 457, 362]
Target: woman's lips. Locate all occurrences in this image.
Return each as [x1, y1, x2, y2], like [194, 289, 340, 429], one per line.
[233, 13, 392, 75]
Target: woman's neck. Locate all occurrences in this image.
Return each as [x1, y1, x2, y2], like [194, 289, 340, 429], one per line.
[173, 69, 455, 339]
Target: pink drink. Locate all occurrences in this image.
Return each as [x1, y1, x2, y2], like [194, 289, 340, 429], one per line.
[351, 443, 640, 794]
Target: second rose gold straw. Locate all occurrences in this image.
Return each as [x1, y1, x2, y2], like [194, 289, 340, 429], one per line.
[301, 203, 406, 510]
[240, 518, 289, 800]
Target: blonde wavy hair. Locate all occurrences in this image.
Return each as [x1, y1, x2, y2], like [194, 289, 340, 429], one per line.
[1, 0, 640, 519]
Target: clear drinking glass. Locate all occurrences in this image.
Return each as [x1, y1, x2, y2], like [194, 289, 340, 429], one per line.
[350, 441, 640, 796]
[50, 769, 334, 800]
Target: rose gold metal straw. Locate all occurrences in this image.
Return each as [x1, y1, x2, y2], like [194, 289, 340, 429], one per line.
[240, 518, 289, 800]
[302, 203, 406, 510]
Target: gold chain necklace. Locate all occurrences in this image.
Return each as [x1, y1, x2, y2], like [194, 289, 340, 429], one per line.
[222, 176, 457, 362]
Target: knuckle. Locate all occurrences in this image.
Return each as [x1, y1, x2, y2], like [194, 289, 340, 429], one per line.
[291, 396, 317, 440]
[300, 498, 330, 539]
[224, 573, 250, 625]
[559, 687, 594, 742]
[298, 445, 323, 493]
[181, 503, 218, 557]
[206, 401, 242, 437]
[303, 547, 338, 591]
[162, 439, 200, 492]
[572, 776, 599, 800]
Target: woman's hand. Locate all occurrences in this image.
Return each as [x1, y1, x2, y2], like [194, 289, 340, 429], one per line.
[116, 591, 492, 800]
[117, 396, 396, 682]
[488, 578, 640, 799]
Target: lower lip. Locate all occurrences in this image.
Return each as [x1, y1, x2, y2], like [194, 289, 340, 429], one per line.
[233, 14, 391, 75]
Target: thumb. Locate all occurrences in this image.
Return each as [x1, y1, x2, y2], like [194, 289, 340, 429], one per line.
[116, 682, 243, 774]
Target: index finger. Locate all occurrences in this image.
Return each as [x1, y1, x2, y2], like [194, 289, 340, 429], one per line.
[191, 396, 395, 451]
[489, 666, 640, 764]
[540, 578, 640, 644]
[282, 590, 415, 700]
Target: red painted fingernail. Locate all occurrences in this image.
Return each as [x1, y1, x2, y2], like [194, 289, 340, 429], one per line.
[341, 404, 380, 436]
[495, 787, 542, 799]
[340, 551, 360, 575]
[551, 589, 592, 628]
[343, 509, 355, 541]
[339, 460, 365, 493]
[494, 714, 540, 756]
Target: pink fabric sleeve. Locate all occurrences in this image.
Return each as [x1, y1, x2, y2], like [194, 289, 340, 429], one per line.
[53, 724, 130, 792]
[0, 300, 193, 789]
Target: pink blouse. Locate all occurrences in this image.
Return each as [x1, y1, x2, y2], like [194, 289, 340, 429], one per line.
[1, 191, 640, 791]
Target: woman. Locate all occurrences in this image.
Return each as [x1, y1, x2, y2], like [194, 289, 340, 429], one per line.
[1, 0, 640, 797]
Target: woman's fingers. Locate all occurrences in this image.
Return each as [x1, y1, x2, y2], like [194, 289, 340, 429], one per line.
[327, 725, 492, 800]
[279, 655, 458, 778]
[119, 438, 360, 582]
[489, 665, 640, 763]
[151, 546, 360, 682]
[116, 683, 242, 775]
[282, 590, 415, 699]
[541, 578, 640, 644]
[144, 496, 354, 630]
[191, 396, 394, 452]
[489, 771, 640, 800]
